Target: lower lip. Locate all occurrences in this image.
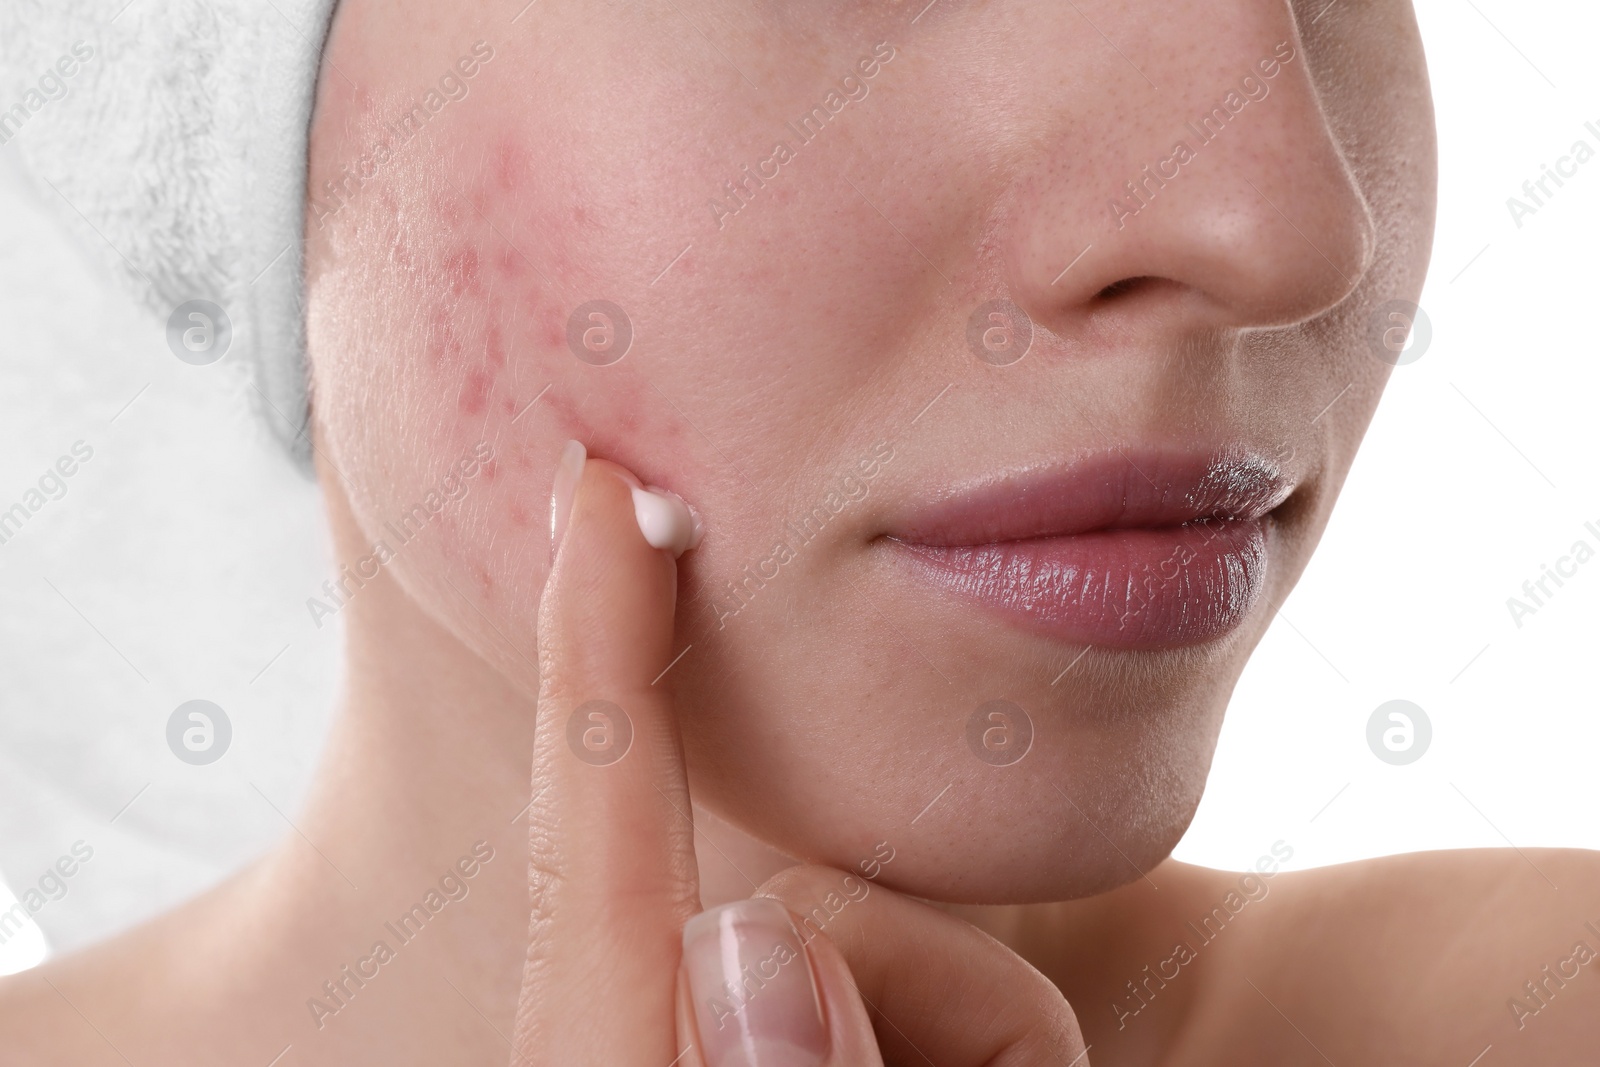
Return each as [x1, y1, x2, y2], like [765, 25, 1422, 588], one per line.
[892, 518, 1269, 649]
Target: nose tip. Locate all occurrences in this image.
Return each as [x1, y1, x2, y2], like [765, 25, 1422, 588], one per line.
[1006, 30, 1378, 338]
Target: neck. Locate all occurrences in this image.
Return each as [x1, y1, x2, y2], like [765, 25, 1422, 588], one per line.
[205, 476, 792, 1059]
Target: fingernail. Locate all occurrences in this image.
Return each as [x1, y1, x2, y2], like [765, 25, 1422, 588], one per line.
[631, 485, 704, 559]
[682, 899, 828, 1067]
[549, 439, 587, 561]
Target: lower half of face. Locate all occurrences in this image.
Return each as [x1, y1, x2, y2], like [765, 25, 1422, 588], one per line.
[304, 0, 1435, 902]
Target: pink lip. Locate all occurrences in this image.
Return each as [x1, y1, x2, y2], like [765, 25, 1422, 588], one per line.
[884, 452, 1293, 649]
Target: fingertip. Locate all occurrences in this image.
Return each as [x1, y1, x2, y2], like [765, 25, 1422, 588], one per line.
[539, 450, 682, 696]
[549, 439, 587, 559]
[678, 898, 882, 1067]
[794, 915, 888, 1067]
[548, 441, 704, 565]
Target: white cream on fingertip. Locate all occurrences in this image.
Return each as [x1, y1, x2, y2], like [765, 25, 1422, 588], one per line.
[631, 485, 703, 558]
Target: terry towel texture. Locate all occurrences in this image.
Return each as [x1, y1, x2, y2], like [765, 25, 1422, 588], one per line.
[0, 0, 338, 472]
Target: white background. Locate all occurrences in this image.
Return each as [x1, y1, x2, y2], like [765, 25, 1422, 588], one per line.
[1, 0, 1596, 974]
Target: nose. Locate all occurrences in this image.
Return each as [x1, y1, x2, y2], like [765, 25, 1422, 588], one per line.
[1001, 4, 1376, 337]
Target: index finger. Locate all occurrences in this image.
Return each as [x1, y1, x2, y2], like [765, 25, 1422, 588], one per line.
[512, 440, 704, 1064]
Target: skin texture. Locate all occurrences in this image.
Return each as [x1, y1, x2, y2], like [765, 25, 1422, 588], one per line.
[4, 0, 1598, 1064]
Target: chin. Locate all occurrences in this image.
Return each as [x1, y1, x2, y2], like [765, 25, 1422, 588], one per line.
[675, 570, 1263, 905]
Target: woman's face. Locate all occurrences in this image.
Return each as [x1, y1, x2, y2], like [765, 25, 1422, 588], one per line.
[305, 0, 1435, 902]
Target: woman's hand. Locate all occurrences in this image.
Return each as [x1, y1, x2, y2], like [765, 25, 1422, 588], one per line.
[511, 443, 1088, 1067]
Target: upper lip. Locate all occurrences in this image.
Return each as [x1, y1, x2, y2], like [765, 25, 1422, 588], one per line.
[886, 450, 1295, 547]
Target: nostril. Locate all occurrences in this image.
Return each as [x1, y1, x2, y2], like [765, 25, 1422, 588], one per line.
[1096, 276, 1156, 301]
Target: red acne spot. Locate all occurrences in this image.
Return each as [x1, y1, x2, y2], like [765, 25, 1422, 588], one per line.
[508, 502, 531, 528]
[445, 247, 481, 296]
[479, 458, 499, 482]
[460, 368, 491, 414]
[501, 397, 517, 415]
[474, 565, 494, 596]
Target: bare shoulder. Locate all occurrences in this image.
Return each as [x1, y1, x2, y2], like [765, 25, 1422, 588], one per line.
[1008, 848, 1600, 1064]
[1164, 848, 1600, 1065]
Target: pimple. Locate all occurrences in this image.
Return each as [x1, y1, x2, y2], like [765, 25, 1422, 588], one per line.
[479, 458, 499, 482]
[508, 502, 531, 528]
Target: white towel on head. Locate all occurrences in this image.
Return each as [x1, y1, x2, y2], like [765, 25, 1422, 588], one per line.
[0, 0, 339, 472]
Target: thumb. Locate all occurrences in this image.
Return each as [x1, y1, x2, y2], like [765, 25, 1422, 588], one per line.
[676, 897, 886, 1067]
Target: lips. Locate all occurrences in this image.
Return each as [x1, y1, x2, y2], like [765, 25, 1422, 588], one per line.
[884, 452, 1293, 649]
